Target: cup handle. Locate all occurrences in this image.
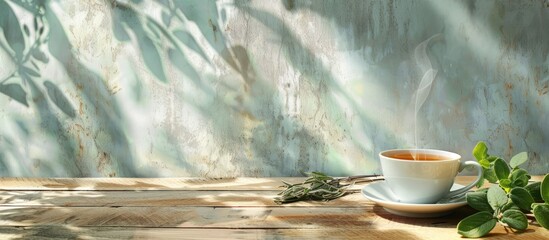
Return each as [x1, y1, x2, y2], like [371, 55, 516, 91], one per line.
[445, 161, 483, 198]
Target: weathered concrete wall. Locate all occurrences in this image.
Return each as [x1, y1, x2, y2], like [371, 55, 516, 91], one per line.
[0, 0, 548, 177]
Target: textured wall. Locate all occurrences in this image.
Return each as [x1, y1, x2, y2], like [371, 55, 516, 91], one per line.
[0, 0, 548, 177]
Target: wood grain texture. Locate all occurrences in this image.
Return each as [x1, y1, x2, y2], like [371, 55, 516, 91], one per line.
[0, 190, 370, 207]
[0, 177, 318, 191]
[0, 177, 547, 240]
[0, 206, 386, 228]
[0, 212, 549, 240]
[0, 176, 499, 191]
[1, 226, 544, 240]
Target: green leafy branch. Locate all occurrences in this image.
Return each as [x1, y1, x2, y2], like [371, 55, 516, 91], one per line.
[457, 142, 549, 238]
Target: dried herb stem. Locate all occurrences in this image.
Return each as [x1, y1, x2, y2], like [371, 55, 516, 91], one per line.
[274, 172, 383, 204]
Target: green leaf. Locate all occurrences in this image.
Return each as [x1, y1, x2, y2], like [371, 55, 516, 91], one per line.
[510, 169, 530, 188]
[500, 179, 512, 189]
[510, 187, 535, 212]
[525, 182, 542, 202]
[457, 211, 497, 238]
[542, 174, 549, 203]
[501, 209, 528, 231]
[532, 204, 549, 229]
[466, 191, 493, 213]
[486, 156, 498, 163]
[484, 168, 498, 183]
[502, 201, 520, 212]
[478, 158, 490, 168]
[510, 152, 528, 168]
[532, 202, 544, 209]
[476, 179, 486, 189]
[494, 158, 510, 181]
[473, 142, 488, 161]
[487, 185, 508, 210]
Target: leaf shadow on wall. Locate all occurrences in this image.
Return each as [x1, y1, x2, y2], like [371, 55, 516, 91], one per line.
[43, 3, 143, 177]
[171, 1, 339, 176]
[110, 0, 331, 176]
[111, 0, 395, 176]
[1, 0, 424, 177]
[0, 1, 84, 176]
[1, 0, 223, 177]
[110, 1, 221, 176]
[0, 1, 146, 177]
[235, 2, 406, 175]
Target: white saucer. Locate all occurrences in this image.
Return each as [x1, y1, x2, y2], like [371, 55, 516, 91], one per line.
[362, 181, 468, 218]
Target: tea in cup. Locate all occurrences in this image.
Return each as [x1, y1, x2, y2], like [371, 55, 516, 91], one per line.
[379, 149, 482, 204]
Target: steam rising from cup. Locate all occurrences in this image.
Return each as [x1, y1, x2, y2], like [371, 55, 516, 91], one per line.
[413, 34, 442, 159]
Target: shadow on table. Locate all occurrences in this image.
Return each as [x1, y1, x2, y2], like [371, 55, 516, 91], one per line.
[372, 205, 475, 228]
[0, 226, 430, 240]
[0, 226, 85, 240]
[287, 229, 423, 240]
[0, 225, 139, 240]
[93, 180, 172, 190]
[372, 205, 540, 239]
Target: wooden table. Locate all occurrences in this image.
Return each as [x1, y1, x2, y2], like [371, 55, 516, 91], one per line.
[0, 176, 547, 239]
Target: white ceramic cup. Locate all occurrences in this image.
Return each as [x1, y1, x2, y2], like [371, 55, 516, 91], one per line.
[379, 149, 483, 204]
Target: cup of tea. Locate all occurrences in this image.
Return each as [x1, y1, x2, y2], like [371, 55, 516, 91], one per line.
[379, 149, 483, 204]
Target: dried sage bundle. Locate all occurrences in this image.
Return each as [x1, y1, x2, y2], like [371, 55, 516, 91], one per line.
[274, 172, 382, 204]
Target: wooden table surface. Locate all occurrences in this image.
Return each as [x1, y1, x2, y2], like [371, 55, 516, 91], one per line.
[0, 176, 547, 239]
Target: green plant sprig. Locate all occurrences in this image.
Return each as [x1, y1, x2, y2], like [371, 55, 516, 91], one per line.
[457, 142, 549, 238]
[274, 172, 382, 204]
